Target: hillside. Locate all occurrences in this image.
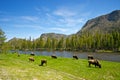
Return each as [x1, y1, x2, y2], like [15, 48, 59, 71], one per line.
[77, 10, 120, 34]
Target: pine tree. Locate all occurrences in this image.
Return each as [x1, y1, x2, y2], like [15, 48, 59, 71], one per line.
[0, 28, 6, 53]
[45, 37, 52, 49]
[57, 37, 64, 50]
[0, 29, 6, 47]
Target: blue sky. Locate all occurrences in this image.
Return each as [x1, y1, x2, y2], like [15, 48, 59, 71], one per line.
[0, 0, 120, 41]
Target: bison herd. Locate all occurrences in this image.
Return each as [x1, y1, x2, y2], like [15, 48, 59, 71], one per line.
[18, 52, 102, 68]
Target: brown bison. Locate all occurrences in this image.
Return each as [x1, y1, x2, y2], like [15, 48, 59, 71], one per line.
[88, 55, 94, 60]
[29, 57, 34, 62]
[51, 55, 57, 59]
[30, 52, 35, 56]
[39, 59, 47, 66]
[17, 53, 20, 57]
[73, 55, 78, 60]
[88, 59, 101, 68]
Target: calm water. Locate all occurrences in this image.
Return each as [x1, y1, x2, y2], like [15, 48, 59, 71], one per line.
[18, 51, 120, 62]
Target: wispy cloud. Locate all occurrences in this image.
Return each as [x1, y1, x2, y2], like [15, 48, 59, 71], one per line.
[35, 7, 41, 11]
[1, 4, 91, 40]
[0, 18, 10, 22]
[0, 15, 40, 23]
[59, 18, 85, 27]
[50, 27, 80, 35]
[0, 11, 7, 16]
[46, 7, 86, 27]
[21, 16, 39, 22]
[50, 27, 68, 32]
[13, 24, 43, 29]
[35, 5, 88, 28]
[53, 7, 76, 17]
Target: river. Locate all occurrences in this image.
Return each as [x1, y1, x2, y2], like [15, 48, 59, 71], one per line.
[17, 51, 120, 62]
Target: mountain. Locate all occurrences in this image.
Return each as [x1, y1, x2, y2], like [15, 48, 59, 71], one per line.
[40, 33, 68, 40]
[77, 10, 120, 34]
[8, 37, 24, 42]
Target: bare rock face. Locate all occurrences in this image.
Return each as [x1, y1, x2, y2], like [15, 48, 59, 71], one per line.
[40, 33, 67, 40]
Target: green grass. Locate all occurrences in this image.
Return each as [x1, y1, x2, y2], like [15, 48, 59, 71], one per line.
[0, 53, 120, 80]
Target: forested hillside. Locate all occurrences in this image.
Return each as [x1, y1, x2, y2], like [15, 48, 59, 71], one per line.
[7, 31, 120, 52]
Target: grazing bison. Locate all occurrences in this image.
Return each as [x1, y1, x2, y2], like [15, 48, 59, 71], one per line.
[30, 52, 35, 56]
[39, 59, 47, 66]
[51, 55, 57, 59]
[88, 55, 94, 60]
[29, 57, 34, 62]
[88, 59, 101, 68]
[17, 53, 20, 57]
[73, 55, 78, 60]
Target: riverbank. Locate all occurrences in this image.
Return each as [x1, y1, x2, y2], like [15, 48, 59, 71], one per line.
[0, 53, 120, 80]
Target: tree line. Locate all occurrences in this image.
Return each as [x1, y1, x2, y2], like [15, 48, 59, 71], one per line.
[0, 28, 120, 53]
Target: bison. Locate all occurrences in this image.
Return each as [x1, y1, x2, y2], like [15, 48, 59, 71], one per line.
[17, 53, 20, 57]
[51, 55, 57, 59]
[88, 55, 94, 60]
[73, 55, 78, 60]
[30, 52, 35, 56]
[88, 59, 101, 68]
[29, 57, 34, 62]
[39, 59, 47, 66]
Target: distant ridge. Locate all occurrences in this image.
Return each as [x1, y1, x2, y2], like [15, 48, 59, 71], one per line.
[40, 33, 68, 40]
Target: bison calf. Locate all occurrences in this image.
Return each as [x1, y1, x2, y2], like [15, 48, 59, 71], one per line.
[73, 56, 78, 60]
[88, 59, 101, 68]
[29, 57, 34, 62]
[39, 59, 47, 66]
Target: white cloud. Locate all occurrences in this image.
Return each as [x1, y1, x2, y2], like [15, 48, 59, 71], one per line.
[34, 6, 88, 31]
[3, 5, 90, 38]
[21, 16, 39, 22]
[53, 7, 76, 17]
[51, 27, 68, 32]
[64, 18, 85, 26]
[43, 12, 85, 28]
[50, 6, 86, 28]
[50, 27, 80, 35]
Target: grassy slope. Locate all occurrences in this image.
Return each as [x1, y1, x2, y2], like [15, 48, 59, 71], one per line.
[0, 53, 120, 80]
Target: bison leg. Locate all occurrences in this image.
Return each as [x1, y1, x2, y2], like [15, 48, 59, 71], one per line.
[45, 61, 47, 66]
[39, 60, 47, 66]
[89, 63, 91, 67]
[39, 62, 44, 66]
[95, 64, 97, 67]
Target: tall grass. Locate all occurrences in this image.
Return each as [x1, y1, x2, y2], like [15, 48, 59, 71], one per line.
[0, 53, 120, 80]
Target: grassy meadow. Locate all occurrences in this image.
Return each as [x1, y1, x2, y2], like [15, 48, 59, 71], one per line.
[0, 53, 120, 80]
